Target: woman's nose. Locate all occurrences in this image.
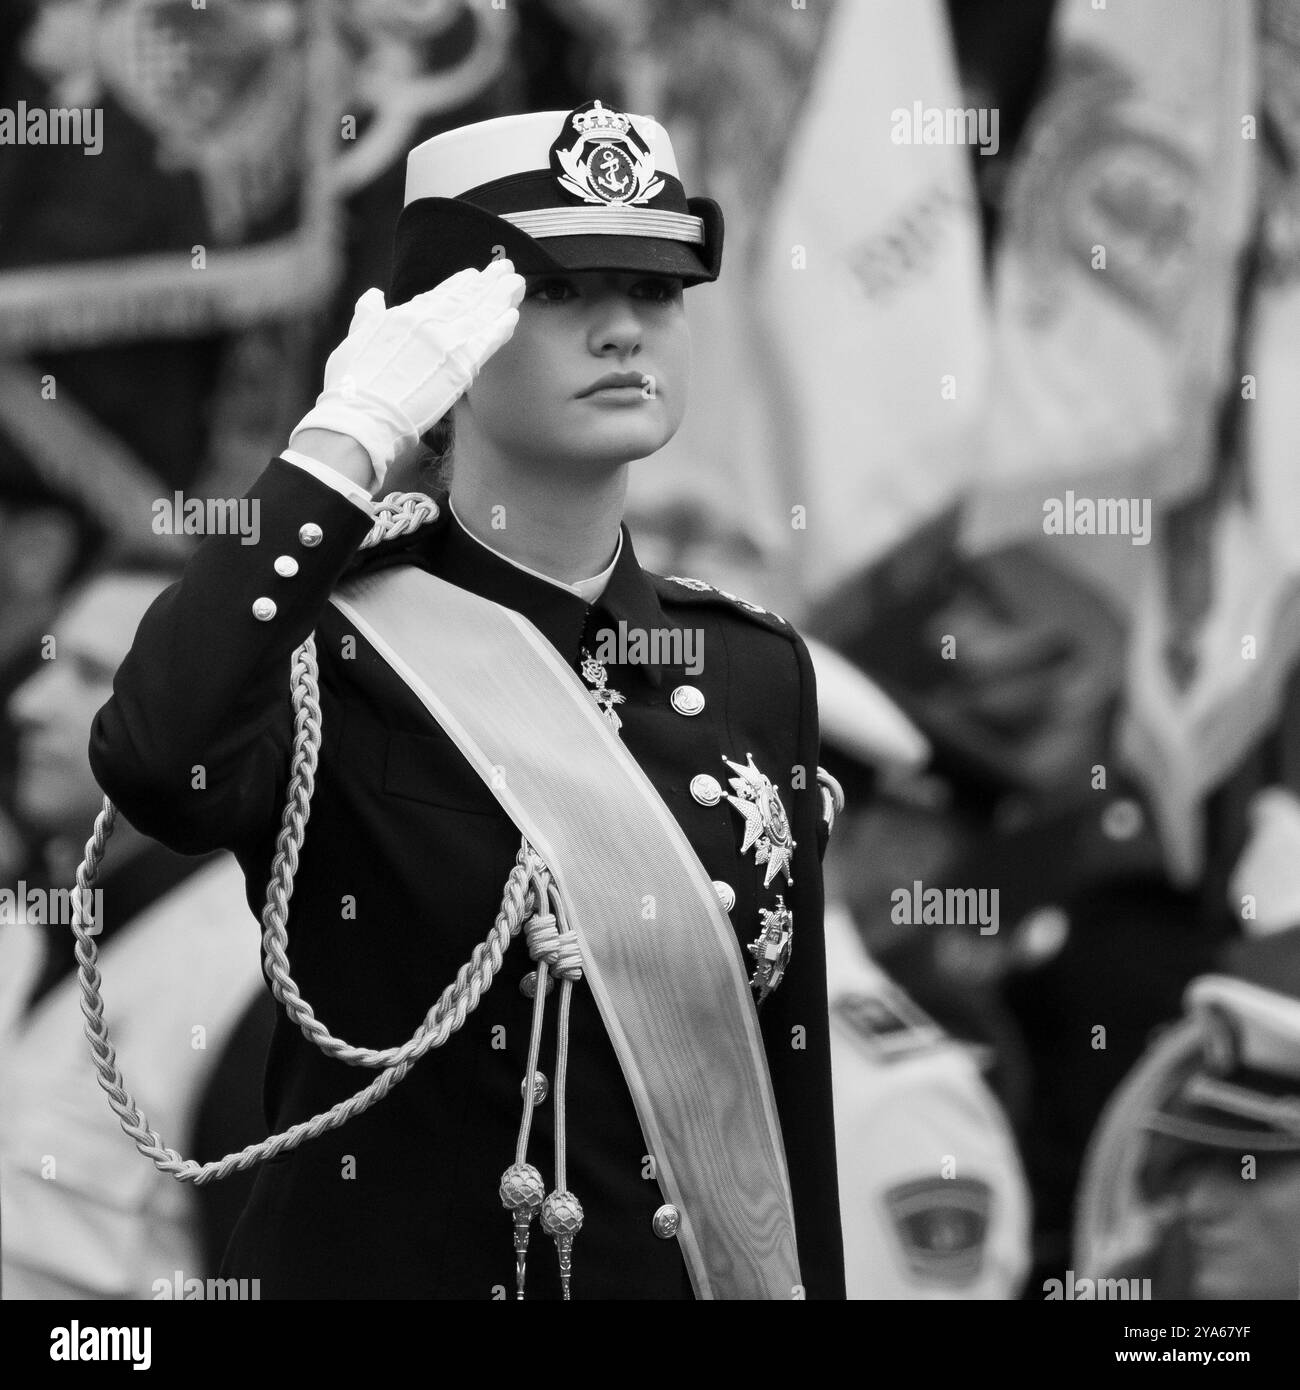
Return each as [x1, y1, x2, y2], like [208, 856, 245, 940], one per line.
[587, 294, 644, 357]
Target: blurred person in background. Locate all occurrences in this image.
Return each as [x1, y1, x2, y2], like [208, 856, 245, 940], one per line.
[792, 625, 1032, 1299]
[825, 894, 1032, 1300]
[0, 468, 106, 885]
[1076, 933, 1300, 1300]
[811, 509, 1216, 1291]
[817, 708, 1032, 1300]
[0, 564, 272, 1299]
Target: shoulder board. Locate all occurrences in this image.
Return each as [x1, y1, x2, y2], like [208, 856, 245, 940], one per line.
[652, 573, 791, 632]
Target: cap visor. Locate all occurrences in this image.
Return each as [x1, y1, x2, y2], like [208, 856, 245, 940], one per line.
[391, 197, 722, 304]
[533, 233, 713, 283]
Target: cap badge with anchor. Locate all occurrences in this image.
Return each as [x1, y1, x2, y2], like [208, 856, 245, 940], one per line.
[552, 100, 665, 206]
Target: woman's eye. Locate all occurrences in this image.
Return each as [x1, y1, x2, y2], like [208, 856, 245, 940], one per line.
[528, 278, 576, 303]
[636, 278, 682, 304]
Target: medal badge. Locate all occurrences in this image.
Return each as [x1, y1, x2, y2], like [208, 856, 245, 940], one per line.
[748, 897, 793, 1005]
[722, 753, 795, 889]
[550, 100, 665, 207]
[723, 754, 796, 1002]
[580, 648, 625, 735]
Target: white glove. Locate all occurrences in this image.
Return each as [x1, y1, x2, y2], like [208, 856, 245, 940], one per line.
[290, 258, 525, 488]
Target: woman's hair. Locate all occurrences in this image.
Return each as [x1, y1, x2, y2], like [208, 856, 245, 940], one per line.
[418, 410, 455, 494]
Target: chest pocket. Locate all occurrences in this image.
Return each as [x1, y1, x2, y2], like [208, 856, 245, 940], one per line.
[382, 724, 505, 816]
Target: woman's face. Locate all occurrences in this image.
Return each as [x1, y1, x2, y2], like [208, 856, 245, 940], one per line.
[456, 268, 691, 472]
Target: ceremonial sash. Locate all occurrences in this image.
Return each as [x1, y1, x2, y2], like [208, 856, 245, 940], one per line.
[332, 567, 802, 1299]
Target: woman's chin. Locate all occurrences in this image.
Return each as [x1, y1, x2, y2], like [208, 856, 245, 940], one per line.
[569, 419, 679, 468]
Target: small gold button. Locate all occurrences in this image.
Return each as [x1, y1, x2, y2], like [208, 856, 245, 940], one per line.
[690, 774, 722, 806]
[521, 1071, 549, 1105]
[712, 881, 736, 912]
[298, 523, 324, 547]
[670, 685, 705, 716]
[652, 1204, 680, 1239]
[274, 555, 300, 578]
[251, 597, 277, 622]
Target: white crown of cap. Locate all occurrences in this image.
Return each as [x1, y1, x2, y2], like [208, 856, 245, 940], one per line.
[403, 108, 682, 207]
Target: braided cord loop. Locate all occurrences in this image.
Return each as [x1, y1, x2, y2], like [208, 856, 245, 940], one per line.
[73, 491, 545, 1183]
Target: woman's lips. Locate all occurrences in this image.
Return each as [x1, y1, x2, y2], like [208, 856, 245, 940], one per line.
[576, 371, 650, 398]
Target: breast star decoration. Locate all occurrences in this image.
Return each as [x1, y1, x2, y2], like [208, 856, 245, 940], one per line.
[722, 752, 795, 889]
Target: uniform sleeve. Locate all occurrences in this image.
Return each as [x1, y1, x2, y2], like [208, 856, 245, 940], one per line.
[759, 628, 847, 1300]
[89, 457, 375, 855]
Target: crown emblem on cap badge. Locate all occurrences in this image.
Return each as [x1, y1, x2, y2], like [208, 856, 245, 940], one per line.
[551, 100, 665, 208]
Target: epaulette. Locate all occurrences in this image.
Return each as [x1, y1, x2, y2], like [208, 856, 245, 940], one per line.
[652, 573, 791, 634]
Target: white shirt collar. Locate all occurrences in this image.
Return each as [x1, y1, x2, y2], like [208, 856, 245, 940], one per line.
[447, 498, 621, 603]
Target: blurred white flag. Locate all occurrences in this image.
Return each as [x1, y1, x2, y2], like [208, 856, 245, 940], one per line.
[964, 0, 1255, 554]
[756, 0, 988, 602]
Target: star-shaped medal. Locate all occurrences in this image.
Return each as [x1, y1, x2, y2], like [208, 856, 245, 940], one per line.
[722, 752, 795, 889]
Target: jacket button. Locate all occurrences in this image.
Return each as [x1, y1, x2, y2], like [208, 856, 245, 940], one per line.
[298, 523, 324, 547]
[519, 970, 554, 1000]
[670, 685, 705, 716]
[521, 1071, 548, 1105]
[274, 555, 300, 577]
[690, 774, 722, 806]
[712, 880, 735, 912]
[652, 1204, 680, 1239]
[251, 597, 277, 622]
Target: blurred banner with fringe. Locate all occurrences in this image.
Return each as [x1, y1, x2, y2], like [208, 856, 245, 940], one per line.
[0, 0, 341, 352]
[0, 0, 517, 544]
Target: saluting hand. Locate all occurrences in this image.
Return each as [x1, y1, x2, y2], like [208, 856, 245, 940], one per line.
[290, 258, 525, 489]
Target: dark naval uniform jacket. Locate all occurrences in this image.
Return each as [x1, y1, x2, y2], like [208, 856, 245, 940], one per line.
[89, 457, 846, 1300]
